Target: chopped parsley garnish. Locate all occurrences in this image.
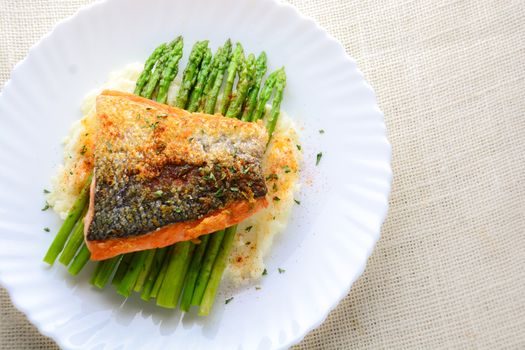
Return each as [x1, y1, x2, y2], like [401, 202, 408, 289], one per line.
[230, 187, 239, 192]
[272, 183, 278, 192]
[296, 144, 301, 151]
[262, 269, 268, 276]
[41, 202, 50, 211]
[273, 196, 280, 201]
[150, 121, 160, 130]
[43, 189, 50, 194]
[278, 268, 286, 274]
[255, 286, 261, 290]
[241, 166, 250, 174]
[225, 297, 234, 304]
[266, 173, 278, 181]
[294, 199, 301, 205]
[245, 226, 253, 232]
[175, 207, 182, 213]
[215, 187, 224, 198]
[316, 152, 323, 166]
[154, 190, 163, 197]
[80, 145, 87, 155]
[43, 227, 50, 232]
[245, 241, 251, 246]
[188, 137, 194, 142]
[319, 129, 325, 134]
[283, 165, 291, 173]
[156, 114, 167, 119]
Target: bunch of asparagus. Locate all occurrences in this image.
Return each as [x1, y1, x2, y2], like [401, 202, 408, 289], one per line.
[43, 36, 287, 315]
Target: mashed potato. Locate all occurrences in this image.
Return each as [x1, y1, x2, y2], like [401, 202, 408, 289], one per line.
[47, 64, 300, 284]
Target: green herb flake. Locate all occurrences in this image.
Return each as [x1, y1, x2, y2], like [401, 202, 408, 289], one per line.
[255, 286, 261, 290]
[43, 227, 50, 232]
[262, 269, 268, 276]
[225, 297, 234, 304]
[241, 166, 250, 174]
[245, 226, 253, 232]
[230, 187, 239, 192]
[272, 183, 278, 192]
[175, 207, 182, 213]
[316, 152, 323, 166]
[283, 165, 291, 173]
[245, 241, 251, 246]
[154, 190, 163, 197]
[188, 137, 194, 142]
[80, 145, 87, 155]
[319, 129, 325, 134]
[266, 173, 278, 181]
[146, 107, 152, 111]
[215, 187, 224, 198]
[296, 144, 302, 151]
[278, 268, 286, 274]
[41, 202, 50, 211]
[294, 199, 301, 205]
[157, 114, 168, 119]
[273, 196, 280, 202]
[43, 189, 50, 194]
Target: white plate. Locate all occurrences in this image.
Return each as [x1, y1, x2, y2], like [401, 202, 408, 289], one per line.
[0, 0, 391, 348]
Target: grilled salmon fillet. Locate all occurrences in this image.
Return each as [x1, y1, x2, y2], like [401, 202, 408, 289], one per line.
[84, 90, 269, 260]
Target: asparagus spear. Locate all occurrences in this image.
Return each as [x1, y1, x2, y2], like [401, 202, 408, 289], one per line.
[226, 53, 255, 119]
[187, 48, 213, 112]
[134, 43, 168, 95]
[266, 68, 286, 139]
[156, 39, 185, 104]
[58, 213, 85, 266]
[43, 174, 92, 265]
[191, 229, 226, 306]
[133, 249, 157, 292]
[242, 52, 267, 121]
[67, 243, 91, 276]
[116, 250, 149, 297]
[204, 41, 233, 114]
[198, 225, 237, 316]
[219, 43, 244, 115]
[156, 241, 194, 308]
[141, 37, 183, 99]
[90, 255, 122, 289]
[140, 247, 169, 301]
[179, 234, 210, 311]
[111, 253, 134, 286]
[175, 41, 209, 108]
[149, 246, 173, 299]
[252, 70, 280, 121]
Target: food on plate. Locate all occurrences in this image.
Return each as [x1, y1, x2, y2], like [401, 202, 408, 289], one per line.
[85, 91, 269, 260]
[43, 37, 300, 315]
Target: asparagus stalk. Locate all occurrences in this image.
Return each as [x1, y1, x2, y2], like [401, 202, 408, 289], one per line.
[242, 52, 267, 122]
[226, 53, 255, 119]
[134, 43, 168, 95]
[179, 234, 210, 311]
[67, 243, 91, 276]
[43, 174, 92, 265]
[187, 48, 213, 112]
[190, 229, 226, 306]
[141, 37, 182, 99]
[252, 70, 280, 121]
[156, 241, 194, 308]
[90, 255, 121, 289]
[204, 41, 233, 114]
[198, 225, 237, 316]
[140, 247, 169, 301]
[149, 247, 173, 299]
[175, 41, 209, 108]
[219, 43, 244, 115]
[200, 40, 231, 112]
[111, 253, 134, 286]
[116, 250, 149, 297]
[133, 249, 157, 292]
[156, 39, 185, 104]
[266, 68, 287, 139]
[58, 213, 85, 266]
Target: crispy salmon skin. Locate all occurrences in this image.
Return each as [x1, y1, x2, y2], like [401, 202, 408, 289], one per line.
[84, 90, 268, 260]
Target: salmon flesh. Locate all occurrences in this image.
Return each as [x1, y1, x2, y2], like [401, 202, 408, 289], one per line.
[84, 90, 268, 260]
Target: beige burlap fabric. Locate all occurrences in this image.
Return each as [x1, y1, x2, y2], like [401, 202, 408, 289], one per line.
[1, 0, 524, 348]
